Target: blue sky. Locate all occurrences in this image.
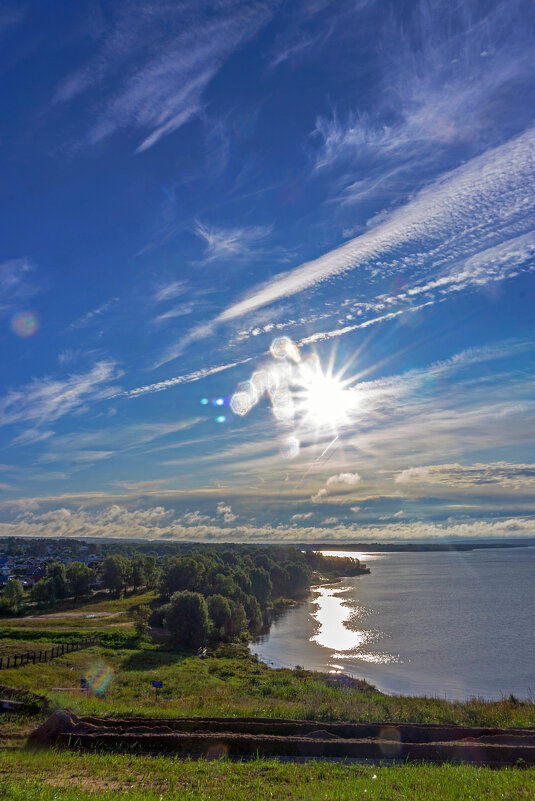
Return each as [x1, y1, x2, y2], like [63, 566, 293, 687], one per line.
[1, 0, 534, 543]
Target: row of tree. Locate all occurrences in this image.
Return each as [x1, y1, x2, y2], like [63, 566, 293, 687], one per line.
[150, 547, 315, 648]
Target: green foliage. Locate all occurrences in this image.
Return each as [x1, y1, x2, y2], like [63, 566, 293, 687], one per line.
[46, 560, 69, 599]
[102, 554, 131, 597]
[132, 558, 146, 591]
[143, 555, 157, 587]
[165, 590, 210, 649]
[207, 594, 232, 638]
[243, 594, 262, 635]
[132, 604, 151, 637]
[30, 577, 56, 607]
[1, 578, 24, 613]
[160, 556, 205, 596]
[250, 567, 272, 604]
[66, 561, 92, 601]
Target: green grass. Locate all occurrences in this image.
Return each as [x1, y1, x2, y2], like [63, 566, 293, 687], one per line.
[1, 642, 534, 727]
[0, 748, 533, 800]
[1, 590, 156, 630]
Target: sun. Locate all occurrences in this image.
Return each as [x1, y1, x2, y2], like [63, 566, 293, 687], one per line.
[295, 356, 355, 431]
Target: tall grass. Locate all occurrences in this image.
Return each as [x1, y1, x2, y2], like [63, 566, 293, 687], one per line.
[1, 642, 534, 727]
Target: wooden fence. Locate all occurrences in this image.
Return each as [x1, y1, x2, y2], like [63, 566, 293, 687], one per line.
[0, 637, 99, 670]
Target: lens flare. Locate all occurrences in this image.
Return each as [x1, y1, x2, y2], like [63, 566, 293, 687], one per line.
[11, 310, 39, 338]
[280, 435, 300, 459]
[85, 661, 113, 695]
[229, 336, 360, 458]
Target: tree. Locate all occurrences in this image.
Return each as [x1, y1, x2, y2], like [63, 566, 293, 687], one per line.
[165, 591, 210, 649]
[250, 567, 272, 605]
[46, 561, 69, 599]
[102, 555, 129, 597]
[3, 578, 24, 613]
[244, 594, 263, 635]
[207, 594, 232, 639]
[30, 577, 56, 607]
[66, 562, 92, 601]
[160, 556, 205, 597]
[143, 555, 157, 588]
[226, 600, 247, 640]
[270, 565, 290, 597]
[132, 604, 151, 637]
[132, 558, 146, 592]
[285, 561, 311, 593]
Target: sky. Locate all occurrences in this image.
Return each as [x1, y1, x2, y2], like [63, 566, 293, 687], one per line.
[1, 0, 534, 544]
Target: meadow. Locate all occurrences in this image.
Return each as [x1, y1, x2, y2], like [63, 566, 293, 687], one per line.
[1, 585, 534, 799]
[1, 749, 534, 801]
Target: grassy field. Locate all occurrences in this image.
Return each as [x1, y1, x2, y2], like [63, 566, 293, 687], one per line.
[0, 748, 534, 801]
[1, 593, 535, 799]
[1, 638, 534, 727]
[0, 590, 156, 630]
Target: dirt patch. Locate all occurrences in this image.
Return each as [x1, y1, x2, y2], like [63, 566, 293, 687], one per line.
[5, 612, 122, 621]
[28, 712, 535, 766]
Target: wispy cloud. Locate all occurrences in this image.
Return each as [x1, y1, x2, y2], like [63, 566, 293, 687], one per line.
[118, 358, 251, 399]
[1, 361, 120, 431]
[396, 462, 535, 490]
[0, 258, 38, 315]
[194, 219, 272, 263]
[54, 1, 279, 153]
[154, 281, 188, 303]
[313, 0, 535, 174]
[153, 303, 195, 324]
[67, 298, 119, 330]
[217, 126, 535, 323]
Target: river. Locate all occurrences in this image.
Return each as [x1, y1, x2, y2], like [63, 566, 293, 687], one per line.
[251, 546, 535, 700]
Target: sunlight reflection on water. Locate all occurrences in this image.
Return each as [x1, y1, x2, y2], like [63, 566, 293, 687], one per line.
[310, 583, 399, 665]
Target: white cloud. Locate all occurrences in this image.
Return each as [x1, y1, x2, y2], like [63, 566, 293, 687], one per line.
[396, 462, 535, 490]
[326, 472, 361, 487]
[313, 0, 535, 172]
[217, 126, 535, 322]
[67, 298, 119, 330]
[194, 220, 272, 262]
[0, 258, 38, 315]
[117, 358, 251, 399]
[153, 303, 195, 324]
[2, 502, 534, 543]
[311, 488, 328, 502]
[216, 502, 237, 524]
[1, 361, 120, 431]
[54, 2, 278, 153]
[291, 512, 313, 520]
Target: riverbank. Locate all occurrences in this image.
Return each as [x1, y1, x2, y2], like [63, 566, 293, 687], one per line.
[252, 547, 535, 701]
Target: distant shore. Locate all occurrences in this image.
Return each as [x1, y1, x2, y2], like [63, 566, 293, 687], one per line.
[298, 540, 534, 553]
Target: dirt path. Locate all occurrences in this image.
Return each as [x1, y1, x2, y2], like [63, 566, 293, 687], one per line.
[3, 611, 122, 621]
[29, 712, 535, 766]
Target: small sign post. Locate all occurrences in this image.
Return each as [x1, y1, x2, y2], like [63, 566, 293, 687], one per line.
[152, 680, 163, 701]
[80, 677, 89, 698]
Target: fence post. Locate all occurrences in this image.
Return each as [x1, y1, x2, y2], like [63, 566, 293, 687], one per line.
[33, 651, 36, 664]
[44, 650, 47, 662]
[0, 657, 2, 669]
[6, 657, 10, 668]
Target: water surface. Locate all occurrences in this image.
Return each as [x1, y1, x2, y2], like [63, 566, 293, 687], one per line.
[252, 547, 535, 700]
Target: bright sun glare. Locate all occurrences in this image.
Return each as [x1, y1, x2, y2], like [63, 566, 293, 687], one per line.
[297, 359, 354, 431]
